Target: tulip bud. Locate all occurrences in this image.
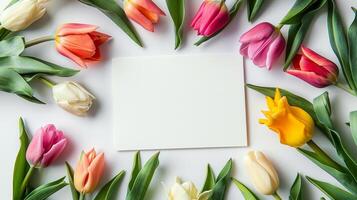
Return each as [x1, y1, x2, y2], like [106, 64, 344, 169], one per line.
[74, 149, 105, 194]
[26, 124, 67, 167]
[0, 0, 48, 32]
[168, 177, 211, 200]
[287, 46, 339, 88]
[191, 0, 230, 37]
[239, 22, 286, 70]
[244, 151, 279, 195]
[52, 81, 95, 117]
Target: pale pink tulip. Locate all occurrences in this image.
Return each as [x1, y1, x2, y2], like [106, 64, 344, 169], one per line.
[55, 23, 111, 68]
[191, 0, 229, 36]
[26, 124, 67, 167]
[240, 22, 285, 70]
[287, 46, 338, 88]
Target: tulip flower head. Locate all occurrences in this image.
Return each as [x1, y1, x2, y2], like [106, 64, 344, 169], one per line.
[55, 23, 111, 68]
[124, 0, 166, 32]
[287, 46, 339, 88]
[240, 22, 286, 70]
[168, 177, 211, 200]
[52, 81, 95, 117]
[259, 89, 315, 147]
[0, 0, 48, 32]
[245, 151, 279, 195]
[191, 0, 229, 37]
[26, 124, 67, 167]
[74, 149, 105, 194]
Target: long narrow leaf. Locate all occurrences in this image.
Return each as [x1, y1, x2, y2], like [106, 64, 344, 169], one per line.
[65, 162, 79, 200]
[280, 0, 317, 24]
[348, 7, 357, 89]
[128, 151, 142, 192]
[289, 174, 303, 200]
[166, 0, 185, 49]
[210, 159, 232, 200]
[13, 118, 30, 200]
[349, 111, 357, 147]
[94, 171, 125, 200]
[24, 177, 68, 200]
[247, 0, 265, 22]
[0, 36, 25, 57]
[201, 164, 216, 192]
[232, 178, 260, 200]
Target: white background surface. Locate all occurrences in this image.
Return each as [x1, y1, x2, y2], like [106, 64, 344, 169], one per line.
[1, 0, 357, 199]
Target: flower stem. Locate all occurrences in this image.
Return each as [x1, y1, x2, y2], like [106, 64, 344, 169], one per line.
[335, 82, 356, 96]
[272, 192, 282, 200]
[39, 77, 55, 88]
[276, 24, 284, 30]
[20, 166, 36, 197]
[307, 140, 344, 171]
[79, 193, 85, 200]
[25, 35, 54, 48]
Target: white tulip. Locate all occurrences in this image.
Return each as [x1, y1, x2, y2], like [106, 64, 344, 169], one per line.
[244, 151, 280, 195]
[52, 81, 95, 116]
[167, 177, 211, 200]
[0, 0, 48, 31]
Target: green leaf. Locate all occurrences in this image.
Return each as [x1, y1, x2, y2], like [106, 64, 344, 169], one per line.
[13, 118, 30, 200]
[201, 164, 216, 192]
[247, 0, 265, 22]
[166, 0, 185, 49]
[280, 0, 317, 24]
[0, 36, 25, 57]
[65, 162, 79, 200]
[327, 0, 355, 90]
[126, 152, 160, 200]
[210, 159, 232, 200]
[0, 56, 78, 77]
[289, 174, 303, 200]
[350, 111, 357, 147]
[348, 7, 357, 90]
[78, 0, 142, 47]
[284, 0, 327, 70]
[94, 171, 125, 200]
[195, 0, 243, 46]
[306, 176, 357, 200]
[24, 177, 68, 200]
[128, 151, 142, 192]
[232, 178, 260, 200]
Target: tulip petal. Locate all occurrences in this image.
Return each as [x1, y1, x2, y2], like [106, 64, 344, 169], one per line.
[254, 152, 279, 187]
[74, 151, 90, 192]
[301, 46, 338, 74]
[89, 31, 111, 46]
[58, 34, 96, 59]
[287, 69, 331, 88]
[239, 42, 249, 57]
[57, 23, 98, 36]
[26, 130, 45, 165]
[125, 2, 154, 32]
[137, 6, 160, 23]
[203, 7, 229, 36]
[169, 183, 192, 200]
[41, 138, 67, 167]
[131, 0, 166, 15]
[250, 40, 271, 67]
[84, 152, 105, 193]
[56, 43, 87, 68]
[299, 56, 330, 78]
[191, 1, 207, 28]
[198, 1, 221, 35]
[240, 22, 275, 43]
[266, 34, 285, 70]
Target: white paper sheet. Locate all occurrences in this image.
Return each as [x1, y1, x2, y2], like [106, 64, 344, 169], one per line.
[112, 54, 247, 150]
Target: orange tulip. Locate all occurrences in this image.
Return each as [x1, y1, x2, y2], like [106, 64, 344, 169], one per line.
[124, 0, 165, 32]
[74, 148, 105, 194]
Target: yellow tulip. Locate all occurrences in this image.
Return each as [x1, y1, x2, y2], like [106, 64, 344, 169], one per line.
[259, 89, 314, 147]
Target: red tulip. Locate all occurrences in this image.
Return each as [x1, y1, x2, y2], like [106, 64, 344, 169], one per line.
[124, 0, 165, 32]
[287, 46, 338, 88]
[55, 23, 111, 68]
[191, 0, 229, 36]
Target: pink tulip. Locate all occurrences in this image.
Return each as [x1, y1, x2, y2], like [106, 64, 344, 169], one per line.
[191, 0, 229, 36]
[287, 46, 338, 88]
[55, 23, 111, 68]
[239, 22, 286, 70]
[26, 124, 67, 167]
[124, 0, 165, 32]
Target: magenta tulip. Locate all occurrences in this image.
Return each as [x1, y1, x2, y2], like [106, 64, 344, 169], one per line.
[239, 22, 286, 70]
[191, 0, 229, 36]
[26, 124, 67, 167]
[287, 46, 338, 88]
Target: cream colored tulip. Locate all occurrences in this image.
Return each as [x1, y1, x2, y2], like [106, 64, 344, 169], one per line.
[52, 81, 95, 116]
[168, 177, 211, 200]
[0, 0, 48, 31]
[244, 151, 280, 195]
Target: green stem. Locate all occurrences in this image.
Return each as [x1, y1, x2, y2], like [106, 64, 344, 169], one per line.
[272, 192, 282, 200]
[276, 24, 284, 30]
[335, 82, 356, 96]
[38, 77, 55, 88]
[25, 35, 54, 48]
[20, 166, 36, 197]
[79, 193, 85, 200]
[307, 140, 345, 171]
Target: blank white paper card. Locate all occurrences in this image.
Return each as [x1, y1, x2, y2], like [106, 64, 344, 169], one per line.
[112, 54, 247, 150]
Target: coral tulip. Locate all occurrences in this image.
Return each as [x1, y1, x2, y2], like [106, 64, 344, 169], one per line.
[245, 151, 280, 195]
[240, 22, 285, 70]
[124, 0, 165, 32]
[259, 89, 314, 147]
[191, 0, 229, 37]
[0, 0, 48, 32]
[287, 46, 339, 88]
[74, 148, 105, 194]
[26, 124, 67, 167]
[168, 177, 211, 200]
[55, 23, 111, 68]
